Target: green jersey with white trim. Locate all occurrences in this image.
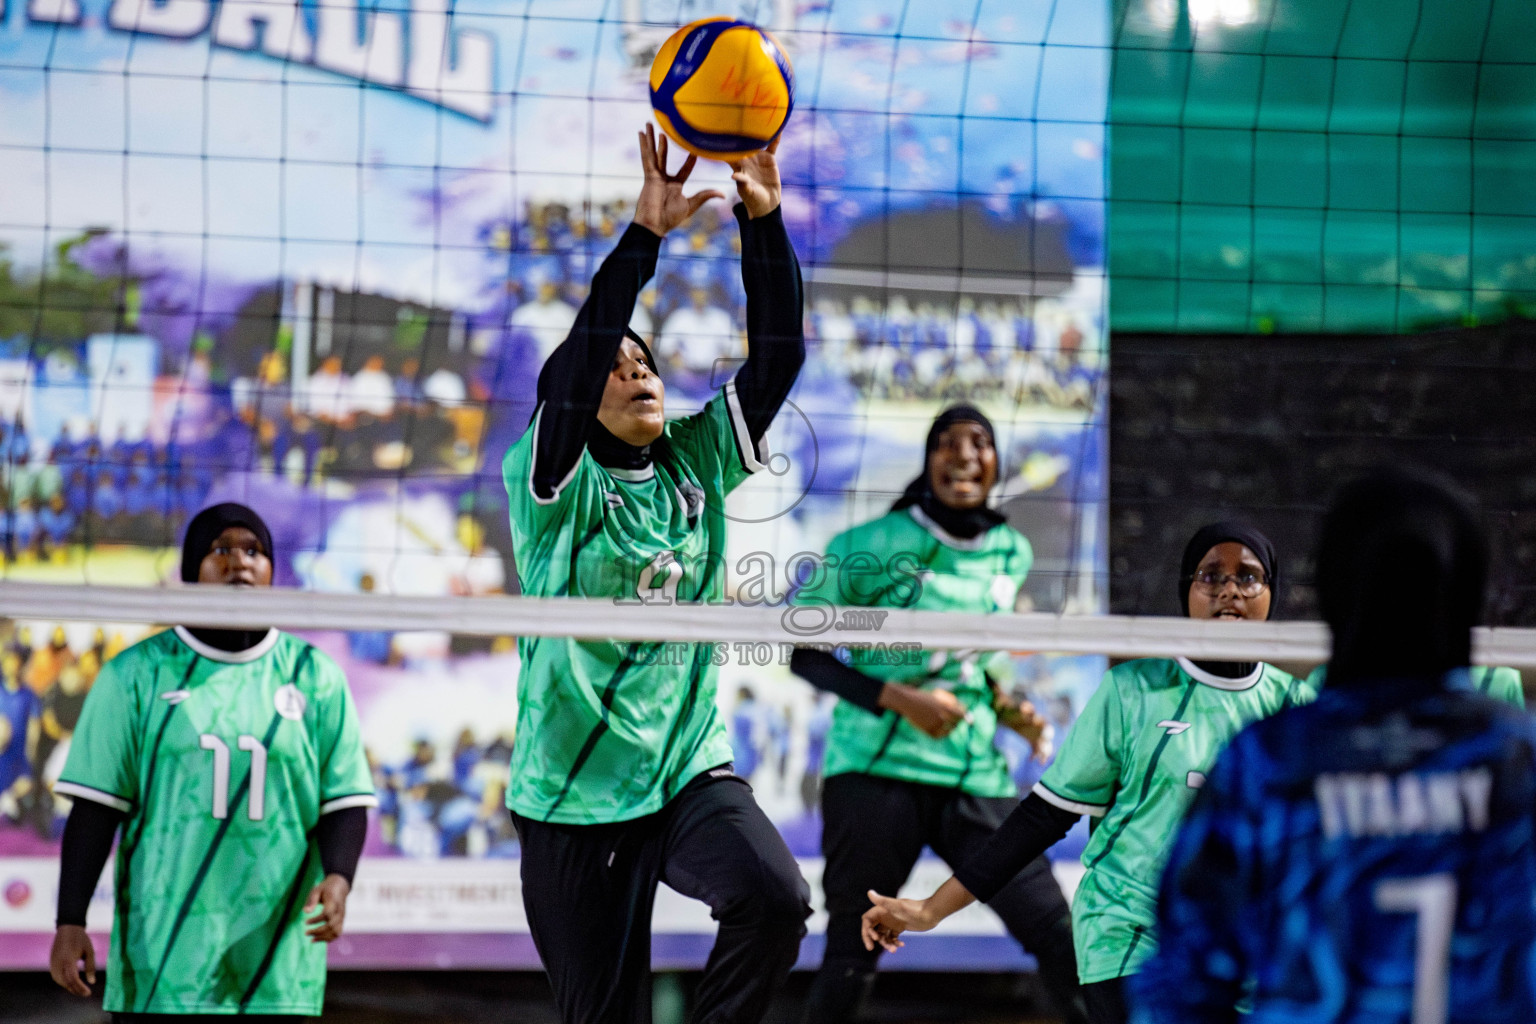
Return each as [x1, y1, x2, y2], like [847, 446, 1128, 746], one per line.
[55, 627, 375, 1016]
[502, 388, 760, 824]
[793, 507, 1033, 797]
[1305, 663, 1525, 707]
[1035, 657, 1312, 983]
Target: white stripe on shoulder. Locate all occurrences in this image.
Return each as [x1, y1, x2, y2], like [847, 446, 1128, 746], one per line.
[1032, 781, 1108, 818]
[320, 794, 380, 814]
[53, 782, 133, 813]
[1176, 656, 1264, 691]
[173, 626, 280, 664]
[722, 380, 769, 474]
[527, 404, 583, 506]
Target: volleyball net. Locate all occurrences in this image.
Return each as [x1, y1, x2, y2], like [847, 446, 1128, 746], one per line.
[1, 0, 1534, 970]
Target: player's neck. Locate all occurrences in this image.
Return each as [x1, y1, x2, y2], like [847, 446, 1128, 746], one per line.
[917, 490, 1004, 541]
[588, 420, 652, 471]
[1189, 658, 1258, 679]
[184, 626, 272, 653]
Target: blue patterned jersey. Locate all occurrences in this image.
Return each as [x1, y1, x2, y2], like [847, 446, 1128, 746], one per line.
[1131, 680, 1536, 1024]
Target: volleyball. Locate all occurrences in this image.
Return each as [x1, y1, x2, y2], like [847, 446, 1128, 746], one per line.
[649, 18, 794, 162]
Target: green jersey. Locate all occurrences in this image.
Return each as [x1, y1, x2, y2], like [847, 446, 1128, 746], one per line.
[1036, 657, 1313, 983]
[1305, 663, 1525, 707]
[55, 627, 375, 1016]
[794, 506, 1033, 797]
[502, 389, 757, 824]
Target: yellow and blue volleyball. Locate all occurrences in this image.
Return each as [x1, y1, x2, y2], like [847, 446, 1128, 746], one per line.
[649, 18, 794, 162]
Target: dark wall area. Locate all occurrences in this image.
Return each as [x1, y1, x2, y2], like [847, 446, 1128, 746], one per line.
[1110, 322, 1536, 624]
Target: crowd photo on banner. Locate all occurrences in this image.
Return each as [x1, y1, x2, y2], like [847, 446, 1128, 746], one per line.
[0, 0, 1109, 978]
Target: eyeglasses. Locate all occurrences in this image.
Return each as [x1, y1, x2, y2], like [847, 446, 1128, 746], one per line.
[1187, 570, 1268, 598]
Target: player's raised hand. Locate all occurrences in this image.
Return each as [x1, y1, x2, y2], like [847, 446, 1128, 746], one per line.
[49, 924, 96, 997]
[304, 873, 352, 943]
[729, 135, 782, 219]
[633, 123, 725, 237]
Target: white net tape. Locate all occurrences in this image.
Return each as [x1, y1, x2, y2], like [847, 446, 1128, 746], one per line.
[4, 580, 1535, 667]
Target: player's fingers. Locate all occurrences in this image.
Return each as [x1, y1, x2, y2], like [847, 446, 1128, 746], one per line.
[304, 883, 321, 912]
[83, 940, 96, 985]
[639, 128, 655, 171]
[675, 152, 697, 182]
[657, 131, 670, 173]
[767, 134, 781, 154]
[58, 959, 89, 998]
[686, 190, 726, 215]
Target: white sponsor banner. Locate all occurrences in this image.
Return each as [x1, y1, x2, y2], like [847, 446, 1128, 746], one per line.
[1, 855, 1083, 936]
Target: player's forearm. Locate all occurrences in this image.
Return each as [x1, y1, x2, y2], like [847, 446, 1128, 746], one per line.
[56, 800, 124, 927]
[922, 875, 977, 926]
[317, 805, 368, 886]
[531, 222, 661, 489]
[788, 647, 885, 715]
[952, 791, 1079, 903]
[732, 203, 804, 439]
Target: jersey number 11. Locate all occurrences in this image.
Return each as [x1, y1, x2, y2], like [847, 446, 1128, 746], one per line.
[200, 734, 268, 820]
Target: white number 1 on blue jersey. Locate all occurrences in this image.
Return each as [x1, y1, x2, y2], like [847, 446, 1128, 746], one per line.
[1375, 873, 1456, 1024]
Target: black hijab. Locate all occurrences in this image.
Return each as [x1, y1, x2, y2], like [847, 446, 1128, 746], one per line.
[1180, 520, 1279, 679]
[892, 405, 1006, 540]
[586, 328, 660, 472]
[180, 502, 275, 653]
[1316, 467, 1485, 687]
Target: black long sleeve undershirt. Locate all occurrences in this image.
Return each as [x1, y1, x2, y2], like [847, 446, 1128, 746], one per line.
[788, 647, 887, 715]
[55, 799, 123, 927]
[729, 203, 805, 439]
[315, 805, 368, 885]
[530, 204, 804, 495]
[952, 791, 1083, 903]
[531, 221, 662, 497]
[56, 803, 369, 927]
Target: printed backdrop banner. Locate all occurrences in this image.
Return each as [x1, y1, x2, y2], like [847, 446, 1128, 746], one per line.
[0, 0, 1109, 970]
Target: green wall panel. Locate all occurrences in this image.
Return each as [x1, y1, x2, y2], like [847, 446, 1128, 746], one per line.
[1110, 0, 1536, 332]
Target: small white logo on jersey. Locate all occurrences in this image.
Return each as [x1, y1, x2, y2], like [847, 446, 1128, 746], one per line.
[676, 481, 705, 524]
[604, 491, 625, 509]
[989, 574, 1019, 611]
[161, 690, 190, 705]
[274, 684, 307, 720]
[1187, 771, 1207, 789]
[1158, 720, 1192, 735]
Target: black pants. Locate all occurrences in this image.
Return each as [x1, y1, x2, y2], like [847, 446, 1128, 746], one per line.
[1082, 976, 1127, 1024]
[512, 768, 811, 1024]
[805, 773, 1087, 1024]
